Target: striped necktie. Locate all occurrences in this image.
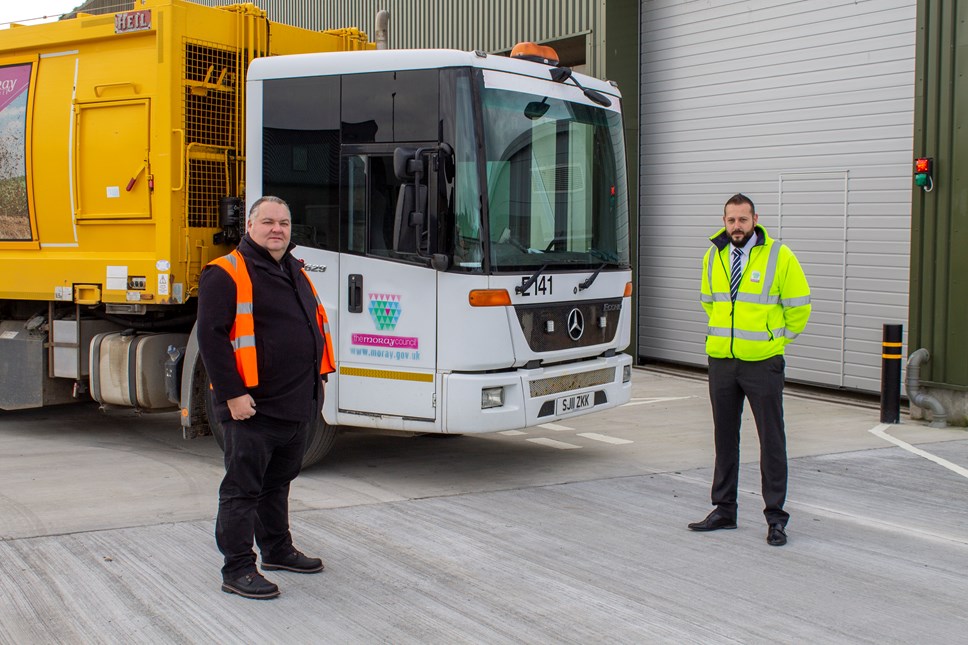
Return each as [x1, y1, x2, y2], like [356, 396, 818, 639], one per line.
[730, 248, 742, 302]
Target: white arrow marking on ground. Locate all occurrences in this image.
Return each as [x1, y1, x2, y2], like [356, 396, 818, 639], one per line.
[499, 430, 527, 436]
[622, 396, 693, 407]
[869, 424, 968, 479]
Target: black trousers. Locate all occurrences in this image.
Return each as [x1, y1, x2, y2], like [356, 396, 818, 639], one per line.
[707, 355, 789, 526]
[216, 414, 307, 580]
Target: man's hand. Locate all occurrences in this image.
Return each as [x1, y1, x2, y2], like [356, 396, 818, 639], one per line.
[227, 394, 257, 421]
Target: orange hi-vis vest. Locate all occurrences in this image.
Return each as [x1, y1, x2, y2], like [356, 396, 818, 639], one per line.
[208, 249, 335, 387]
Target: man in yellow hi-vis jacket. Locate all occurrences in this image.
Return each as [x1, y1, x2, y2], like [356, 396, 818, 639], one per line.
[688, 193, 811, 547]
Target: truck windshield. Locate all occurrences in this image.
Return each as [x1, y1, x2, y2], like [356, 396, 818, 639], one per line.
[479, 83, 630, 272]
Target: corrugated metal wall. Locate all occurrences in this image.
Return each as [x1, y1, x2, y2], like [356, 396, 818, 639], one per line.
[67, 1, 132, 18]
[191, 0, 605, 76]
[910, 0, 968, 390]
[638, 0, 917, 392]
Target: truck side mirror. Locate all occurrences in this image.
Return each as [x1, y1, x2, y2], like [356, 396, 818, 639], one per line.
[393, 183, 428, 254]
[394, 146, 425, 181]
[439, 142, 455, 183]
[524, 98, 550, 120]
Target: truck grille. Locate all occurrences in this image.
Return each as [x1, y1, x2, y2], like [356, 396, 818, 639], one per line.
[514, 299, 622, 352]
[529, 367, 616, 398]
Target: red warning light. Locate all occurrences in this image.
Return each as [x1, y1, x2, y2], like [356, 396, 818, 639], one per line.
[914, 157, 934, 190]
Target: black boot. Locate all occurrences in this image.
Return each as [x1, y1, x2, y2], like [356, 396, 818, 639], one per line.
[221, 571, 280, 599]
[262, 549, 325, 573]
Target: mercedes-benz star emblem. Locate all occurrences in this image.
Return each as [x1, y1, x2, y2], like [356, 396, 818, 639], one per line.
[567, 308, 584, 341]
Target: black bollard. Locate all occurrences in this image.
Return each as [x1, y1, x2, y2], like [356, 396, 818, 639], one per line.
[880, 324, 902, 423]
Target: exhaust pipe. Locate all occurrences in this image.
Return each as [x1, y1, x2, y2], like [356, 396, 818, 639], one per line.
[375, 10, 389, 49]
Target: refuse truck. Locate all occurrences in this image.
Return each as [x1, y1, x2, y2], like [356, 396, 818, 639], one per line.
[0, 0, 634, 466]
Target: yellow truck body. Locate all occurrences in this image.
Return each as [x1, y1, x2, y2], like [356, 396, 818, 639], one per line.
[0, 0, 371, 306]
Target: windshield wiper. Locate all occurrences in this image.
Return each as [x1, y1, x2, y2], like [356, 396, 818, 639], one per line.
[515, 263, 550, 295]
[578, 263, 607, 291]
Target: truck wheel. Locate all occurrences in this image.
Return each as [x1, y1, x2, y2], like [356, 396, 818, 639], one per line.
[301, 414, 338, 467]
[204, 385, 227, 452]
[204, 386, 337, 467]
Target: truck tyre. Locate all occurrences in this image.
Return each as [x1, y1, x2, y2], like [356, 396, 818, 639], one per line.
[204, 383, 337, 468]
[301, 414, 339, 467]
[204, 383, 227, 453]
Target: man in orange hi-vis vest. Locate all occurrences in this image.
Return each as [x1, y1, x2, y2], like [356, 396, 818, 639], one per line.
[198, 196, 335, 600]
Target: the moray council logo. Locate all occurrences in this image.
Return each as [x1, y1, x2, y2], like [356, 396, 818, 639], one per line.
[368, 293, 402, 330]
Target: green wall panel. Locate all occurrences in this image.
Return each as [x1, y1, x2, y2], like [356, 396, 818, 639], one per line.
[911, 0, 968, 388]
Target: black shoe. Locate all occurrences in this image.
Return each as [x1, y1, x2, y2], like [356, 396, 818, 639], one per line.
[221, 572, 280, 599]
[687, 510, 738, 532]
[262, 549, 325, 573]
[767, 523, 787, 546]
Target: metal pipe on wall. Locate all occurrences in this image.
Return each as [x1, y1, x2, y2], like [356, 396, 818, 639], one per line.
[906, 348, 947, 428]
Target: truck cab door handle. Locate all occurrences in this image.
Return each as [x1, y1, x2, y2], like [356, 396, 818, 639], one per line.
[348, 274, 362, 313]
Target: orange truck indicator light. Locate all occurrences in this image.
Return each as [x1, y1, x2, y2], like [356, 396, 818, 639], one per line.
[469, 289, 512, 307]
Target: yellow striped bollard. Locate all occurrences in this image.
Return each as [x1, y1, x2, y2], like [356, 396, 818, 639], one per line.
[880, 324, 903, 423]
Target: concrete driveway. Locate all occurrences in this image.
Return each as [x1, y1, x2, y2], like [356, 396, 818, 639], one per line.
[0, 368, 965, 643]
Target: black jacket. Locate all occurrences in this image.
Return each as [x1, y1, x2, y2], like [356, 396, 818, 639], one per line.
[197, 235, 324, 423]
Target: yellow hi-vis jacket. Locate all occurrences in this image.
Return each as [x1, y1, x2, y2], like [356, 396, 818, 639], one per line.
[701, 225, 811, 361]
[208, 249, 335, 387]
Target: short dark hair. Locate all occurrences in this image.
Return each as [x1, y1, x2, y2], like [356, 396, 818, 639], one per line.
[249, 195, 290, 221]
[724, 193, 755, 214]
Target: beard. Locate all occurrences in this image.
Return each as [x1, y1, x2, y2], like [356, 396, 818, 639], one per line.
[729, 228, 754, 247]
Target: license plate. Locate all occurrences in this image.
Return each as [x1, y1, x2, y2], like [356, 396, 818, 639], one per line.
[555, 392, 593, 416]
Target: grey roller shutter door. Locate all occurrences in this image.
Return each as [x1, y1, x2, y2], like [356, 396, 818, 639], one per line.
[638, 0, 916, 392]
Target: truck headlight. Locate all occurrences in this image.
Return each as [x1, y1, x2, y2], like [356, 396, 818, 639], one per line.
[481, 386, 504, 409]
[622, 365, 632, 383]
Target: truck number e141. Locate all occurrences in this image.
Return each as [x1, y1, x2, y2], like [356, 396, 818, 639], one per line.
[519, 275, 553, 296]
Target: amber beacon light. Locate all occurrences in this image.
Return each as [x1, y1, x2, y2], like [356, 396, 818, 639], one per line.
[510, 42, 559, 66]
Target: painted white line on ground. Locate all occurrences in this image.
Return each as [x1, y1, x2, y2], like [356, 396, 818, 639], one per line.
[539, 423, 573, 432]
[622, 396, 693, 407]
[527, 438, 582, 450]
[499, 430, 527, 436]
[869, 423, 968, 479]
[669, 471, 968, 546]
[578, 432, 633, 445]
